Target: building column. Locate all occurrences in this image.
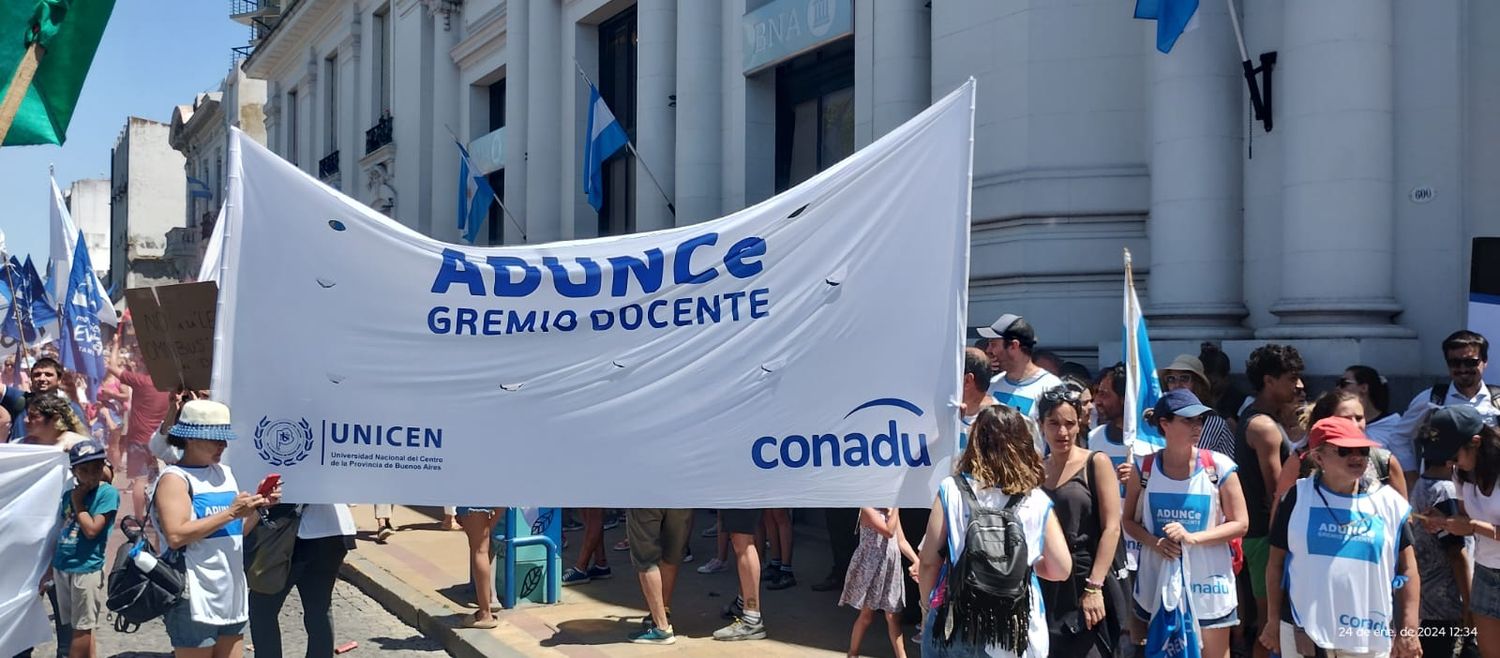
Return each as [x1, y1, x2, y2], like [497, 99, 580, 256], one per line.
[855, 0, 928, 147]
[1262, 0, 1406, 338]
[1145, 0, 1249, 340]
[524, 0, 561, 243]
[503, 0, 528, 243]
[674, 0, 721, 225]
[428, 16, 461, 243]
[635, 0, 676, 231]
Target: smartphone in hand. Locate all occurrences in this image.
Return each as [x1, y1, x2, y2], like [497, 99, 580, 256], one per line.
[256, 473, 281, 497]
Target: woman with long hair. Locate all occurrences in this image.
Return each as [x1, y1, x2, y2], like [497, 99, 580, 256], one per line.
[1441, 422, 1500, 657]
[917, 405, 1071, 658]
[1124, 389, 1248, 658]
[23, 394, 92, 450]
[1272, 389, 1406, 500]
[1037, 385, 1123, 657]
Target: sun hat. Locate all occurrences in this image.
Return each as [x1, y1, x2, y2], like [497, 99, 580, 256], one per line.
[1161, 354, 1209, 388]
[168, 400, 237, 442]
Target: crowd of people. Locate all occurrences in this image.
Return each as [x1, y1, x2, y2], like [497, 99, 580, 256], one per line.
[8, 312, 1500, 658]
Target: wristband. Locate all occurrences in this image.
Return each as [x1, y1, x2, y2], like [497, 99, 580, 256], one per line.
[1085, 577, 1105, 590]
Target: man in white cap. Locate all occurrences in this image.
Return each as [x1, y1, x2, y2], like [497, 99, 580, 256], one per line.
[977, 313, 1060, 451]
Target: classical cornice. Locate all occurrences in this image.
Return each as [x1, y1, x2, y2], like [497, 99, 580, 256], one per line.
[450, 3, 506, 70]
[244, 0, 349, 79]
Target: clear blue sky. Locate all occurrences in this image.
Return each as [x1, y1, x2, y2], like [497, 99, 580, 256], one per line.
[0, 2, 246, 264]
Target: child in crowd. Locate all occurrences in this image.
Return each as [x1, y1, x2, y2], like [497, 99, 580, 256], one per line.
[839, 507, 918, 658]
[50, 441, 119, 658]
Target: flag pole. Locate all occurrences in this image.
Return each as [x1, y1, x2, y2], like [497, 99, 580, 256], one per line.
[572, 59, 676, 218]
[1124, 248, 1136, 467]
[0, 44, 45, 146]
[444, 125, 528, 242]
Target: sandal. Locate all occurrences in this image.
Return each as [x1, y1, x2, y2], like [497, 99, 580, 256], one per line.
[461, 613, 499, 629]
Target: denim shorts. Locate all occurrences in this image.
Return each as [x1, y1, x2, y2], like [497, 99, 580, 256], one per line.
[1473, 564, 1500, 619]
[163, 601, 247, 649]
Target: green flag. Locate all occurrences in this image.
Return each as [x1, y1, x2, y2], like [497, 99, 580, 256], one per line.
[0, 0, 117, 146]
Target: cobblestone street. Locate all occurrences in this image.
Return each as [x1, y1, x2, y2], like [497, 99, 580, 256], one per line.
[30, 580, 446, 658]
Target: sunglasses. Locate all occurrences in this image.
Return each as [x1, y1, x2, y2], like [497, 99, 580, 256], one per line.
[1163, 374, 1198, 386]
[1041, 387, 1081, 403]
[1326, 446, 1371, 458]
[1447, 357, 1482, 369]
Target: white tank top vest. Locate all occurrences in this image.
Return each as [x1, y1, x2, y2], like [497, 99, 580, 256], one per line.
[1133, 449, 1239, 620]
[1285, 477, 1410, 654]
[935, 475, 1053, 658]
[152, 464, 249, 625]
[1092, 426, 1160, 571]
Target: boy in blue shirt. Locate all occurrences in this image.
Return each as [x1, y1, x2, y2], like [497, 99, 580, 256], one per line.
[50, 441, 119, 658]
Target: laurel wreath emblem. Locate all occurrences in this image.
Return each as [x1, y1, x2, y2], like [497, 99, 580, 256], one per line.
[254, 416, 316, 467]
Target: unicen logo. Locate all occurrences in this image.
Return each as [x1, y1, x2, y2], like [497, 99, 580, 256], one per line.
[751, 398, 932, 470]
[255, 417, 315, 466]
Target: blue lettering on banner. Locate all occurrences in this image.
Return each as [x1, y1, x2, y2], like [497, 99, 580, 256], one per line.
[1191, 575, 1234, 595]
[425, 233, 771, 337]
[1149, 492, 1211, 534]
[752, 398, 931, 470]
[1306, 507, 1385, 563]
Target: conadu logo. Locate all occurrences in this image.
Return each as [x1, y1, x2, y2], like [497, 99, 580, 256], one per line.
[751, 398, 932, 469]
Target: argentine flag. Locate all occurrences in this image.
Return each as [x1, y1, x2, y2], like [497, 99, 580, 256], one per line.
[583, 82, 629, 212]
[1134, 0, 1200, 54]
[1123, 250, 1165, 451]
[456, 141, 497, 244]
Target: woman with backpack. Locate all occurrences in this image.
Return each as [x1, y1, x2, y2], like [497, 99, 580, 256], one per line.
[1037, 385, 1124, 658]
[917, 404, 1072, 658]
[1123, 389, 1248, 658]
[1272, 389, 1407, 501]
[152, 400, 277, 658]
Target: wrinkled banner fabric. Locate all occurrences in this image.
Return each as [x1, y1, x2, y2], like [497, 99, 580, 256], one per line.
[215, 81, 976, 508]
[0, 446, 67, 657]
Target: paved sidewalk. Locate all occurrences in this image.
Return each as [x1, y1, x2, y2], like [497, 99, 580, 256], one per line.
[341, 507, 921, 657]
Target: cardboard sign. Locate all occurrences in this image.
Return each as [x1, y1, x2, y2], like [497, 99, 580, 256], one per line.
[124, 282, 218, 391]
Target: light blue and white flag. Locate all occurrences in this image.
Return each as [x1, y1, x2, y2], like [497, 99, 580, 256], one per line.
[583, 82, 628, 212]
[59, 230, 106, 400]
[1123, 249, 1165, 451]
[1134, 0, 1200, 54]
[47, 177, 116, 325]
[187, 176, 214, 199]
[456, 141, 496, 244]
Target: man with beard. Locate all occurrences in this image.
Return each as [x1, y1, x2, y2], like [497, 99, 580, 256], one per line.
[1387, 330, 1500, 490]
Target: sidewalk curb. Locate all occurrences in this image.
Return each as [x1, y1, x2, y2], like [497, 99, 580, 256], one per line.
[340, 551, 529, 658]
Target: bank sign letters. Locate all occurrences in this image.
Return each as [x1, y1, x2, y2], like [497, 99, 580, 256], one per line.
[214, 82, 976, 508]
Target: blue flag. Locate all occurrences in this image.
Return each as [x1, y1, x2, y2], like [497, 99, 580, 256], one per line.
[583, 82, 629, 212]
[2, 256, 52, 344]
[1134, 0, 1199, 54]
[456, 141, 497, 244]
[59, 230, 106, 400]
[1123, 252, 1165, 450]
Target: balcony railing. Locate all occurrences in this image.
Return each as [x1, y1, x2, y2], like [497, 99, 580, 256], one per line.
[365, 112, 393, 154]
[318, 150, 340, 179]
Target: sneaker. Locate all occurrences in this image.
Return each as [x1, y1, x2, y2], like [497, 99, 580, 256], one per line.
[376, 525, 393, 543]
[682, 547, 695, 564]
[721, 598, 744, 620]
[713, 617, 767, 641]
[601, 514, 622, 530]
[586, 564, 613, 580]
[561, 517, 584, 532]
[767, 571, 797, 590]
[561, 567, 591, 586]
[612, 539, 631, 551]
[628, 626, 676, 645]
[696, 558, 727, 574]
[701, 526, 718, 538]
[640, 612, 671, 630]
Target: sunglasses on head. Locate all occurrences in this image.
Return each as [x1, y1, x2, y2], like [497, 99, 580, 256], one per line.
[1041, 387, 1081, 404]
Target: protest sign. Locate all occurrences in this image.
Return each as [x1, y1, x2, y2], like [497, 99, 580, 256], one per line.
[124, 282, 218, 391]
[215, 81, 976, 508]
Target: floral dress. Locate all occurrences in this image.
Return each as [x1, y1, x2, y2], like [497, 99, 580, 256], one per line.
[839, 508, 905, 612]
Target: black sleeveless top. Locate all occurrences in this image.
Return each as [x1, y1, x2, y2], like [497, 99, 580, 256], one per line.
[1234, 409, 1290, 538]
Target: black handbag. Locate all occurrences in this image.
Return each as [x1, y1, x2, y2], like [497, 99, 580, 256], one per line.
[106, 515, 187, 633]
[246, 504, 304, 595]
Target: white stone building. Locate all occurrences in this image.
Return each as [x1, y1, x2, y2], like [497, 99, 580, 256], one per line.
[237, 0, 1500, 389]
[109, 117, 187, 291]
[168, 66, 268, 280]
[63, 179, 112, 284]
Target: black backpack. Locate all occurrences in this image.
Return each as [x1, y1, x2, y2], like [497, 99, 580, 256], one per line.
[936, 475, 1032, 652]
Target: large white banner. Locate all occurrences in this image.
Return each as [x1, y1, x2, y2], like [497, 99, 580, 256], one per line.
[0, 446, 66, 657]
[215, 81, 975, 508]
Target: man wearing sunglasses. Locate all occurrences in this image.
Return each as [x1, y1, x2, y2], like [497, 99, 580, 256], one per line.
[1388, 330, 1500, 491]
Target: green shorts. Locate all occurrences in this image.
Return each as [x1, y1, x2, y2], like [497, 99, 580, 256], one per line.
[1242, 536, 1271, 599]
